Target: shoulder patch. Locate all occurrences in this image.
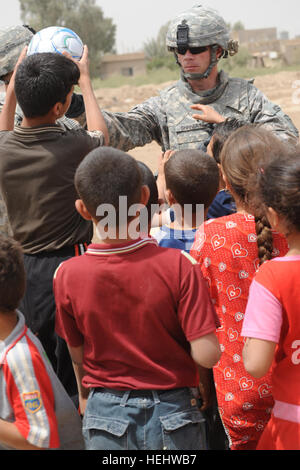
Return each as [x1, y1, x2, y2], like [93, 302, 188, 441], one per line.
[22, 391, 42, 414]
[181, 250, 198, 265]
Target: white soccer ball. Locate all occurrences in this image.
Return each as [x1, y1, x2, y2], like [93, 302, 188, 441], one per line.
[27, 26, 84, 60]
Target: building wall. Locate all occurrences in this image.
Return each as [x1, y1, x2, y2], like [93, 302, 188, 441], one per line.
[282, 40, 300, 65]
[231, 28, 300, 66]
[100, 54, 146, 79]
[232, 28, 277, 44]
[245, 39, 282, 54]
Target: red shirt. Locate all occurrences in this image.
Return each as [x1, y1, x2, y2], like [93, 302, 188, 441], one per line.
[54, 237, 219, 390]
[190, 213, 288, 449]
[242, 256, 300, 406]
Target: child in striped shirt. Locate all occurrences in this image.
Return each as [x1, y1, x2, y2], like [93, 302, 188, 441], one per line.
[0, 234, 84, 450]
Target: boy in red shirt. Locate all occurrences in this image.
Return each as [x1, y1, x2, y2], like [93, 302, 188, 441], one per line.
[54, 146, 221, 450]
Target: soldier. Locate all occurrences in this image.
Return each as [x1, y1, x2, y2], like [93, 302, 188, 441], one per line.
[102, 4, 298, 152]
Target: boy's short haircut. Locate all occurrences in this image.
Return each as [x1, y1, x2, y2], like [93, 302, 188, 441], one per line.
[0, 234, 26, 313]
[14, 52, 80, 118]
[211, 118, 248, 164]
[75, 146, 142, 221]
[164, 149, 219, 210]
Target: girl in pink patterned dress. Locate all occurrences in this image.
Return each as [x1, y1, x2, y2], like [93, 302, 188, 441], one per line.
[190, 126, 289, 450]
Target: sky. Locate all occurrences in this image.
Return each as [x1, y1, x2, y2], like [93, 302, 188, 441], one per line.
[1, 0, 300, 53]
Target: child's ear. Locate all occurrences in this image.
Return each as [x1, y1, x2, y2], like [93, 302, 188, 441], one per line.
[206, 137, 214, 157]
[221, 168, 231, 191]
[52, 102, 62, 118]
[52, 100, 68, 119]
[165, 189, 176, 206]
[266, 207, 280, 231]
[75, 199, 93, 221]
[140, 185, 150, 207]
[204, 207, 209, 220]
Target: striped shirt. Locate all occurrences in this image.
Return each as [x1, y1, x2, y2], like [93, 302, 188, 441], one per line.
[0, 311, 84, 450]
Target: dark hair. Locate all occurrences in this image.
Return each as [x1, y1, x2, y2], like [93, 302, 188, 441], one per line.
[211, 118, 248, 163]
[164, 149, 219, 211]
[257, 150, 300, 234]
[15, 52, 80, 118]
[75, 146, 142, 222]
[137, 161, 159, 223]
[221, 125, 290, 265]
[0, 235, 26, 313]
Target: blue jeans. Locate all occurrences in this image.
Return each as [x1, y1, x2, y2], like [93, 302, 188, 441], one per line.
[82, 387, 207, 450]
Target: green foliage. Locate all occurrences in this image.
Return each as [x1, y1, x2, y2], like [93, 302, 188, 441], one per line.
[232, 21, 245, 31]
[143, 22, 170, 59]
[226, 21, 245, 32]
[221, 46, 252, 73]
[92, 67, 179, 89]
[146, 54, 177, 72]
[18, 0, 116, 76]
[143, 21, 179, 73]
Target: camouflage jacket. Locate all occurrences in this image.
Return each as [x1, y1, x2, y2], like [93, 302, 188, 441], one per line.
[103, 71, 299, 152]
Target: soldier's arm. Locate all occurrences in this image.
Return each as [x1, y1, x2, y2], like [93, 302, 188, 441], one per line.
[102, 95, 166, 151]
[248, 84, 299, 144]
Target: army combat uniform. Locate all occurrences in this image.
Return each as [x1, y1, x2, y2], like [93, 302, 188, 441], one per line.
[103, 69, 298, 153]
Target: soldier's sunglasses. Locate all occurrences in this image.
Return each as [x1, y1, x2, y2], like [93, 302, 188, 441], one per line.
[174, 46, 208, 55]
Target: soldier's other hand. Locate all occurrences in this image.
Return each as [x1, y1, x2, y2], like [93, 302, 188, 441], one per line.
[162, 149, 175, 164]
[157, 149, 174, 178]
[157, 150, 175, 202]
[191, 104, 225, 124]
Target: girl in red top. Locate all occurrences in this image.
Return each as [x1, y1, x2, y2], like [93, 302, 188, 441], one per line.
[190, 126, 289, 450]
[242, 152, 300, 450]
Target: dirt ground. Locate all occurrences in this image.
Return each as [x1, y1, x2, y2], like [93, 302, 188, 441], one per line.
[95, 70, 300, 173]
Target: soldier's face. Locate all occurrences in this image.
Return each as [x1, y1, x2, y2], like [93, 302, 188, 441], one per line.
[177, 47, 212, 76]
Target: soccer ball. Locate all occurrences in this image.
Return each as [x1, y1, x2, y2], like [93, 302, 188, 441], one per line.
[27, 26, 84, 60]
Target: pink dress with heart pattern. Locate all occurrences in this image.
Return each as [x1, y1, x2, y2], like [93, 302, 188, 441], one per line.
[190, 212, 288, 450]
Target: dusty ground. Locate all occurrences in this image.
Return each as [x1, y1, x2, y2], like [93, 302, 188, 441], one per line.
[95, 70, 300, 173]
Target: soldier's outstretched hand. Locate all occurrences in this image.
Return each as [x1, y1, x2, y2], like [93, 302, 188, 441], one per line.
[191, 104, 225, 124]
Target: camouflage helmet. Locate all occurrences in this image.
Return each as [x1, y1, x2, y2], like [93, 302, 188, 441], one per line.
[0, 25, 34, 78]
[166, 4, 238, 57]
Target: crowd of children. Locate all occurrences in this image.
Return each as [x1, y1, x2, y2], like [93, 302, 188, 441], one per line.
[0, 30, 299, 452]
